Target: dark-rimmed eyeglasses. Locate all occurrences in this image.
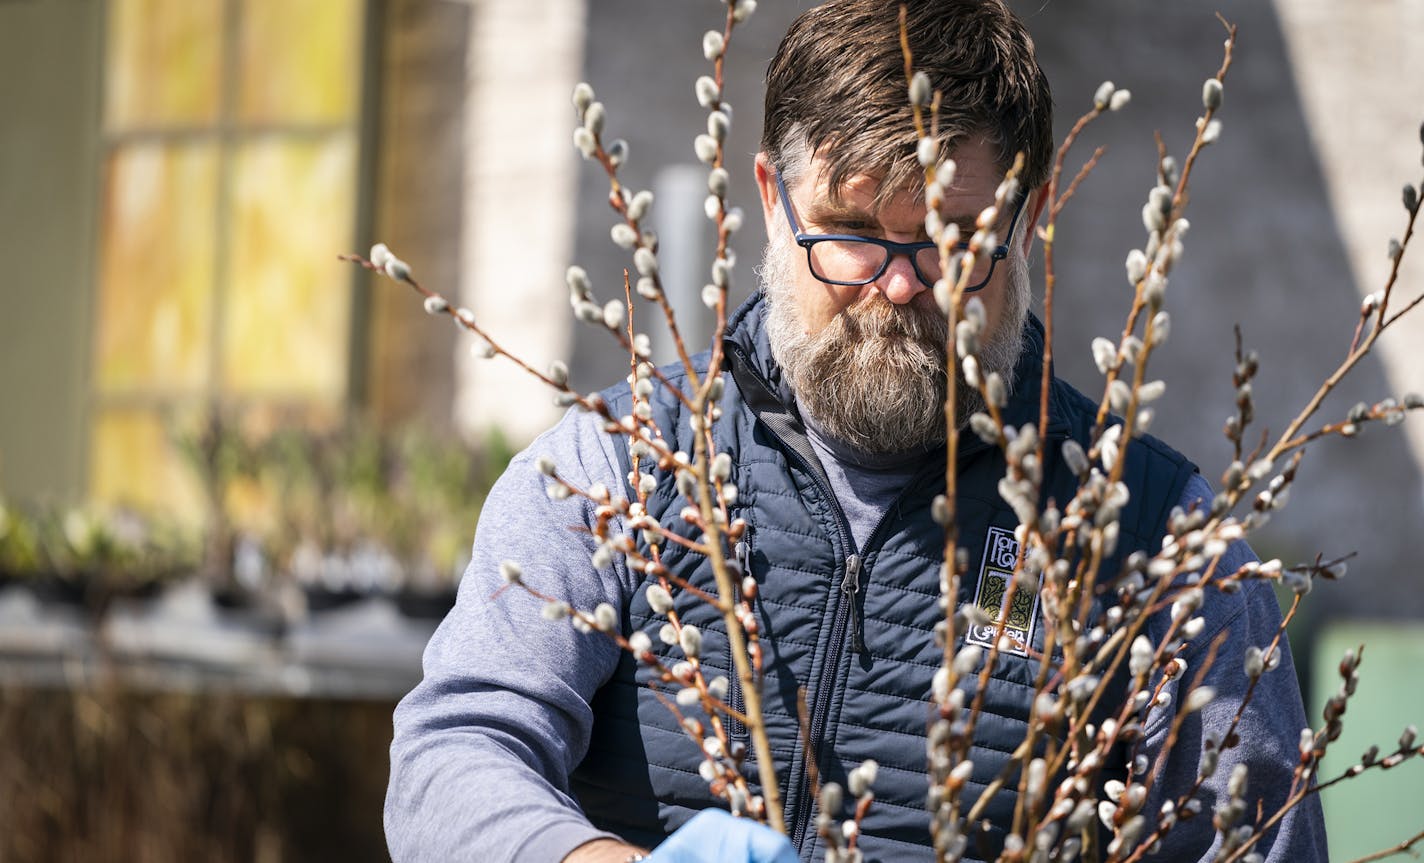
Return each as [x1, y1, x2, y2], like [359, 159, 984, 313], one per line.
[775, 171, 1027, 293]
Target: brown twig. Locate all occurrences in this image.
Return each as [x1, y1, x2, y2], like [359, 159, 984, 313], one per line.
[1344, 828, 1424, 863]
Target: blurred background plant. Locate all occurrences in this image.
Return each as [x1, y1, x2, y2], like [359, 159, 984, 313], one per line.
[1, 411, 509, 609]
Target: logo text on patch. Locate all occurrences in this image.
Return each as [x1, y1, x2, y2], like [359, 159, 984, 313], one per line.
[966, 525, 1040, 657]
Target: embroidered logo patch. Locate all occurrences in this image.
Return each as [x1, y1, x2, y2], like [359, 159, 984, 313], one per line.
[965, 525, 1040, 657]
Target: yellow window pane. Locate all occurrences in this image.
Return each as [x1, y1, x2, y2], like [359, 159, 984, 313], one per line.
[96, 143, 219, 392]
[223, 133, 356, 398]
[90, 407, 204, 519]
[105, 0, 223, 130]
[238, 0, 363, 125]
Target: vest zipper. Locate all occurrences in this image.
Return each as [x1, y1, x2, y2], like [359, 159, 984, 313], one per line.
[727, 537, 753, 740]
[841, 554, 863, 654]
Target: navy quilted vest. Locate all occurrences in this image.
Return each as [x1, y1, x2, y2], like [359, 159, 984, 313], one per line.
[571, 294, 1195, 862]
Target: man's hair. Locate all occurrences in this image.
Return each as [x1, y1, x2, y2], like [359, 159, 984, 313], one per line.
[762, 0, 1053, 203]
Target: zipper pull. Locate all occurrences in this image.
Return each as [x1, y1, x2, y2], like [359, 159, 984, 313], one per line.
[842, 554, 864, 653]
[735, 540, 751, 577]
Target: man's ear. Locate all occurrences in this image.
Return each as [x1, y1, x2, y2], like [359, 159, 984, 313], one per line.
[1020, 182, 1051, 256]
[754, 152, 780, 234]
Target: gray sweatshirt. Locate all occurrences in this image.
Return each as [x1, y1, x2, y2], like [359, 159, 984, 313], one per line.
[385, 406, 1328, 862]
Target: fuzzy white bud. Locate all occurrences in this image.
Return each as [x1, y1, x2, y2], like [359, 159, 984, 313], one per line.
[573, 127, 596, 158]
[548, 361, 569, 386]
[695, 76, 720, 109]
[600, 303, 623, 333]
[1126, 249, 1148, 285]
[962, 355, 981, 388]
[385, 257, 412, 281]
[917, 136, 937, 167]
[708, 167, 730, 198]
[1094, 81, 1116, 110]
[708, 110, 730, 143]
[679, 624, 703, 658]
[611, 223, 638, 248]
[1092, 338, 1117, 375]
[369, 243, 393, 268]
[1202, 78, 1223, 111]
[584, 102, 606, 135]
[909, 71, 932, 107]
[694, 134, 719, 164]
[1201, 119, 1222, 145]
[627, 190, 654, 222]
[572, 82, 595, 112]
[499, 560, 523, 585]
[702, 30, 725, 61]
[1138, 380, 1166, 403]
[711, 452, 733, 483]
[647, 584, 674, 614]
[1151, 311, 1171, 344]
[1184, 686, 1216, 712]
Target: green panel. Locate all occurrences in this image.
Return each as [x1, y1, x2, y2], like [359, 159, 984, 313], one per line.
[1313, 623, 1424, 861]
[0, 0, 102, 503]
[238, 0, 363, 124]
[95, 142, 219, 391]
[104, 0, 223, 131]
[223, 133, 357, 398]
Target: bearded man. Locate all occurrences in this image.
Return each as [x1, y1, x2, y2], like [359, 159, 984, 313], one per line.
[385, 2, 1326, 861]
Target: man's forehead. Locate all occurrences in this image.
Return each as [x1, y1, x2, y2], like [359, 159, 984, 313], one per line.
[807, 169, 922, 214]
[802, 136, 1002, 210]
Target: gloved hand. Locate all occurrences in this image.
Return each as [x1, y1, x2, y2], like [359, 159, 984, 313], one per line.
[646, 809, 798, 862]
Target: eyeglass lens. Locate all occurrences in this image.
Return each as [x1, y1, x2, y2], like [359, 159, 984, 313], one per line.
[806, 240, 994, 287]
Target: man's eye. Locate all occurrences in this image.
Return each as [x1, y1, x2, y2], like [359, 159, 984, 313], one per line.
[830, 220, 874, 234]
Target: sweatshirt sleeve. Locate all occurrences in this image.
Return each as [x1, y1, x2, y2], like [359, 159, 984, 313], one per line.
[384, 407, 636, 863]
[1140, 473, 1328, 863]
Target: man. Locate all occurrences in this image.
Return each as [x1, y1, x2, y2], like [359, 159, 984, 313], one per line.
[385, 2, 1327, 861]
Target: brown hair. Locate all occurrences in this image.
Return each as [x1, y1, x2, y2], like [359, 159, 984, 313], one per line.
[762, 0, 1053, 203]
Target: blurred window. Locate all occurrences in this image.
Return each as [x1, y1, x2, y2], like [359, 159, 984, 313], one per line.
[92, 0, 369, 514]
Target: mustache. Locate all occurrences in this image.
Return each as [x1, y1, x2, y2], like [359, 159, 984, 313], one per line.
[837, 292, 948, 345]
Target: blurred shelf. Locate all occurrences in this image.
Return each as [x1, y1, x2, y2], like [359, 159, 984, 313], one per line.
[0, 580, 448, 700]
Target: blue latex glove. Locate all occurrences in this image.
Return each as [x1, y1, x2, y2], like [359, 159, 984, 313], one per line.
[647, 809, 798, 862]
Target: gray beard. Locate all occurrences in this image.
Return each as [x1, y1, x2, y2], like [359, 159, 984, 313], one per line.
[760, 235, 1030, 455]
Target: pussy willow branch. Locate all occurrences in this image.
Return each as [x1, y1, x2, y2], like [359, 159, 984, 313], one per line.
[591, 143, 700, 390]
[701, 2, 739, 407]
[1093, 18, 1237, 436]
[680, 6, 787, 831]
[340, 256, 593, 401]
[938, 167, 1034, 847]
[1264, 173, 1422, 466]
[1345, 828, 1424, 863]
[1038, 93, 1109, 475]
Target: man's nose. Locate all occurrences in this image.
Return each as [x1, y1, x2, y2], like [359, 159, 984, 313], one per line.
[877, 252, 928, 305]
